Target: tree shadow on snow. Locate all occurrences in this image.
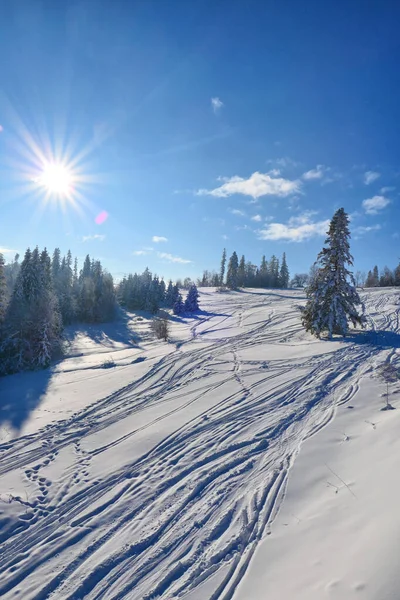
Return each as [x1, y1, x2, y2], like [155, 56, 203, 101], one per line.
[236, 289, 307, 301]
[64, 308, 140, 349]
[0, 367, 55, 433]
[331, 329, 400, 349]
[160, 309, 230, 324]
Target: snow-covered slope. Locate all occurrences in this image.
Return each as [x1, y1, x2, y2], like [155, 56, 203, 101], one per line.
[0, 288, 399, 599]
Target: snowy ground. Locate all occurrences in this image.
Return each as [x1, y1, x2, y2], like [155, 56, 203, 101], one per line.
[0, 288, 399, 599]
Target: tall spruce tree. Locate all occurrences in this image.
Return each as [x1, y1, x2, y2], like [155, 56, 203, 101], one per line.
[302, 208, 365, 338]
[238, 255, 246, 287]
[219, 248, 227, 286]
[226, 251, 239, 289]
[279, 252, 289, 288]
[0, 253, 6, 324]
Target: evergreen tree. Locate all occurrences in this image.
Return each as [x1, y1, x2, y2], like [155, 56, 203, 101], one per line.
[394, 263, 400, 286]
[0, 253, 6, 324]
[269, 255, 280, 287]
[279, 252, 290, 288]
[173, 293, 184, 315]
[219, 248, 227, 286]
[4, 253, 20, 300]
[165, 280, 175, 307]
[302, 208, 365, 338]
[238, 255, 246, 287]
[365, 270, 374, 287]
[184, 284, 200, 312]
[226, 251, 239, 289]
[145, 278, 160, 314]
[373, 265, 379, 286]
[379, 266, 394, 287]
[259, 255, 268, 287]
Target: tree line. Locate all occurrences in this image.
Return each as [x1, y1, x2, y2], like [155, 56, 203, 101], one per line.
[199, 249, 290, 289]
[0, 248, 115, 375]
[364, 264, 400, 288]
[116, 270, 200, 316]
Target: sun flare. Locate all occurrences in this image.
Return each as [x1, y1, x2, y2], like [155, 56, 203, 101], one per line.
[37, 162, 74, 195]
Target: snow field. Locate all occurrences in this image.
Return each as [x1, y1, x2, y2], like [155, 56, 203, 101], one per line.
[0, 287, 399, 599]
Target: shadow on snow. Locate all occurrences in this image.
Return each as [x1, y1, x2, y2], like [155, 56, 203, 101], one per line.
[0, 367, 55, 432]
[64, 308, 139, 349]
[330, 329, 400, 348]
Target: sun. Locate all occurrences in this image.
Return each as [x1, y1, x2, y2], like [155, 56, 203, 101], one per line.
[37, 162, 74, 195]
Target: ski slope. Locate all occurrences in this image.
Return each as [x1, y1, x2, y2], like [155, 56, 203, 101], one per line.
[0, 288, 399, 599]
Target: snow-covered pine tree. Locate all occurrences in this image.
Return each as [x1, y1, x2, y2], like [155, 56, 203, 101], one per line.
[158, 279, 166, 303]
[184, 284, 200, 313]
[302, 208, 366, 338]
[269, 255, 280, 288]
[226, 251, 239, 289]
[219, 248, 227, 286]
[165, 280, 174, 307]
[145, 278, 160, 314]
[394, 262, 400, 287]
[372, 265, 379, 286]
[279, 252, 290, 288]
[259, 255, 268, 287]
[238, 255, 246, 287]
[0, 253, 6, 324]
[173, 293, 184, 315]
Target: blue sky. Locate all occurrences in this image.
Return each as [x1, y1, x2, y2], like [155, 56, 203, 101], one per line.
[1, 0, 399, 281]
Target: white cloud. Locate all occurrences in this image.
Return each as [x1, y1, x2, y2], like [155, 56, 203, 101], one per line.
[380, 186, 395, 193]
[152, 236, 168, 243]
[258, 213, 329, 242]
[132, 250, 148, 256]
[362, 195, 390, 215]
[0, 247, 17, 255]
[364, 171, 380, 185]
[230, 208, 246, 217]
[211, 97, 224, 113]
[82, 234, 105, 242]
[251, 214, 262, 222]
[222, 234, 229, 240]
[302, 165, 326, 180]
[353, 224, 381, 236]
[157, 252, 192, 264]
[197, 171, 301, 199]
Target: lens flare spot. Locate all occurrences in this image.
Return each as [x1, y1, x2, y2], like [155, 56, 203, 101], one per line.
[95, 210, 109, 224]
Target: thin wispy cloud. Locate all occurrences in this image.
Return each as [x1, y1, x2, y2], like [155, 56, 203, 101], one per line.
[258, 212, 329, 242]
[267, 157, 301, 169]
[251, 214, 262, 222]
[302, 165, 326, 180]
[197, 171, 301, 199]
[353, 224, 381, 236]
[230, 208, 246, 217]
[362, 195, 390, 215]
[132, 250, 148, 256]
[0, 247, 17, 255]
[82, 234, 106, 242]
[152, 236, 168, 243]
[157, 252, 192, 264]
[211, 97, 224, 114]
[364, 171, 380, 185]
[380, 186, 395, 194]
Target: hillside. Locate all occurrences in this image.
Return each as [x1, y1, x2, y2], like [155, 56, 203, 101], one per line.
[0, 288, 399, 599]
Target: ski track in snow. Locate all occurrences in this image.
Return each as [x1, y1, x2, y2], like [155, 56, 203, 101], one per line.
[0, 289, 399, 599]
